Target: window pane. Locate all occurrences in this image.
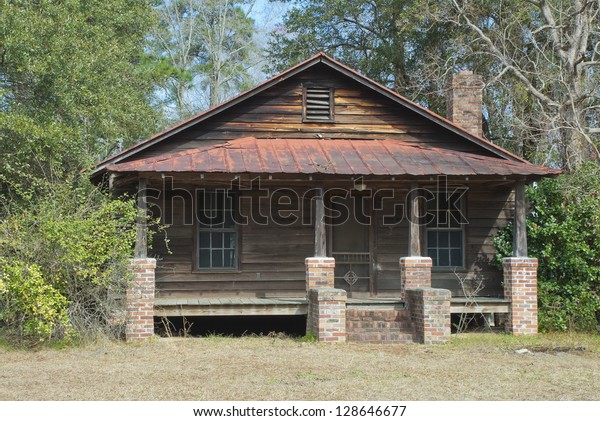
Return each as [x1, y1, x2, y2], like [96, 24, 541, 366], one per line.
[224, 232, 236, 248]
[224, 250, 236, 268]
[450, 231, 462, 248]
[427, 190, 464, 267]
[438, 249, 450, 266]
[427, 248, 437, 266]
[197, 189, 237, 269]
[427, 230, 437, 247]
[450, 249, 462, 266]
[199, 232, 210, 248]
[199, 250, 210, 268]
[212, 232, 223, 248]
[439, 231, 449, 247]
[212, 250, 223, 267]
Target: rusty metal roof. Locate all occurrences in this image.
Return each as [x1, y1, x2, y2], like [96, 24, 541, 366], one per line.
[107, 137, 559, 177]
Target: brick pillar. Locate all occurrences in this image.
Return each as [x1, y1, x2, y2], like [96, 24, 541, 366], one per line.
[406, 288, 451, 344]
[503, 257, 538, 335]
[126, 258, 156, 341]
[305, 257, 335, 291]
[400, 256, 432, 298]
[307, 288, 347, 343]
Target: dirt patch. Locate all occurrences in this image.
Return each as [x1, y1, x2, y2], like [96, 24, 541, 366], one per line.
[0, 333, 599, 400]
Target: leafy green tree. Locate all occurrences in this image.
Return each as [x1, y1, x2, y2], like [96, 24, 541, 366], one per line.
[440, 0, 600, 169]
[0, 1, 167, 344]
[0, 0, 162, 207]
[268, 0, 600, 169]
[494, 162, 600, 332]
[267, 0, 459, 113]
[150, 0, 257, 121]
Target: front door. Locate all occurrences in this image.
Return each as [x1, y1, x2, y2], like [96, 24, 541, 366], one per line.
[330, 195, 371, 296]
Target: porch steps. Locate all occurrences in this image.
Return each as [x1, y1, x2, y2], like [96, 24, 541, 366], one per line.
[346, 305, 415, 344]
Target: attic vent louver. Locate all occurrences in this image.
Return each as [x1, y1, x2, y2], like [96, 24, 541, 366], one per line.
[303, 86, 333, 122]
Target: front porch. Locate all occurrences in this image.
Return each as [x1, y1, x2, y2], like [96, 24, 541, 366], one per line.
[154, 296, 511, 318]
[154, 296, 511, 343]
[123, 176, 539, 344]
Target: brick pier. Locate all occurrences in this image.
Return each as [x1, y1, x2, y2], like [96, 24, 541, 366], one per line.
[503, 257, 538, 335]
[125, 258, 156, 341]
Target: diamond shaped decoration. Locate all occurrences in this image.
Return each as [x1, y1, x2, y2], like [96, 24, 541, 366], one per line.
[344, 270, 359, 286]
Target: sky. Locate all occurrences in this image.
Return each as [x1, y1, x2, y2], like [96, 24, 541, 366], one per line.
[158, 0, 292, 120]
[248, 0, 291, 77]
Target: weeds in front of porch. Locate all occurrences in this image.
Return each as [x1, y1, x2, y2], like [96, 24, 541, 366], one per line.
[453, 270, 491, 335]
[296, 331, 317, 343]
[158, 316, 193, 338]
[203, 332, 233, 342]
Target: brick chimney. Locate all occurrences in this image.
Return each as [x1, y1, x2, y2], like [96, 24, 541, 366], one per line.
[446, 71, 484, 137]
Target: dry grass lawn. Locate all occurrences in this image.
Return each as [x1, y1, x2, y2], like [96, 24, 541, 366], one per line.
[1, 333, 599, 400]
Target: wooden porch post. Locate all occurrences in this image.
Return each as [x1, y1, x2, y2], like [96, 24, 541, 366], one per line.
[135, 177, 148, 259]
[127, 176, 156, 341]
[513, 181, 527, 257]
[314, 187, 326, 257]
[409, 182, 421, 256]
[306, 187, 343, 343]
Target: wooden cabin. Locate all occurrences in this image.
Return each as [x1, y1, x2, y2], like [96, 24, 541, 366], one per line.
[93, 53, 558, 343]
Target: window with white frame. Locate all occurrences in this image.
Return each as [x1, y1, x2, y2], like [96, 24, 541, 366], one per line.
[196, 189, 237, 269]
[426, 189, 466, 268]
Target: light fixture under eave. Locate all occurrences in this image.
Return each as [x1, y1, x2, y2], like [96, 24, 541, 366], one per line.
[354, 183, 367, 192]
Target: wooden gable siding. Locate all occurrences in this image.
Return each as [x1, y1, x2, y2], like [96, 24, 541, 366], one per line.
[128, 64, 495, 162]
[150, 179, 512, 299]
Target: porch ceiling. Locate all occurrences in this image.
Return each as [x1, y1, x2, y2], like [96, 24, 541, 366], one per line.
[107, 137, 560, 177]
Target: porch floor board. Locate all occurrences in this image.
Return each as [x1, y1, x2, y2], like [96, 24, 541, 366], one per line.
[450, 297, 510, 314]
[155, 296, 510, 317]
[154, 297, 308, 317]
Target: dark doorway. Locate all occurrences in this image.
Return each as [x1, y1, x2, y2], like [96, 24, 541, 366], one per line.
[330, 194, 372, 296]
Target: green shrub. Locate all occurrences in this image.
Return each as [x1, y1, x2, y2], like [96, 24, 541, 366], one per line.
[494, 162, 600, 332]
[0, 178, 155, 343]
[0, 262, 72, 342]
[298, 331, 317, 343]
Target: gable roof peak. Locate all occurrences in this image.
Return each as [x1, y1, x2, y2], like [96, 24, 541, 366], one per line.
[93, 53, 530, 177]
